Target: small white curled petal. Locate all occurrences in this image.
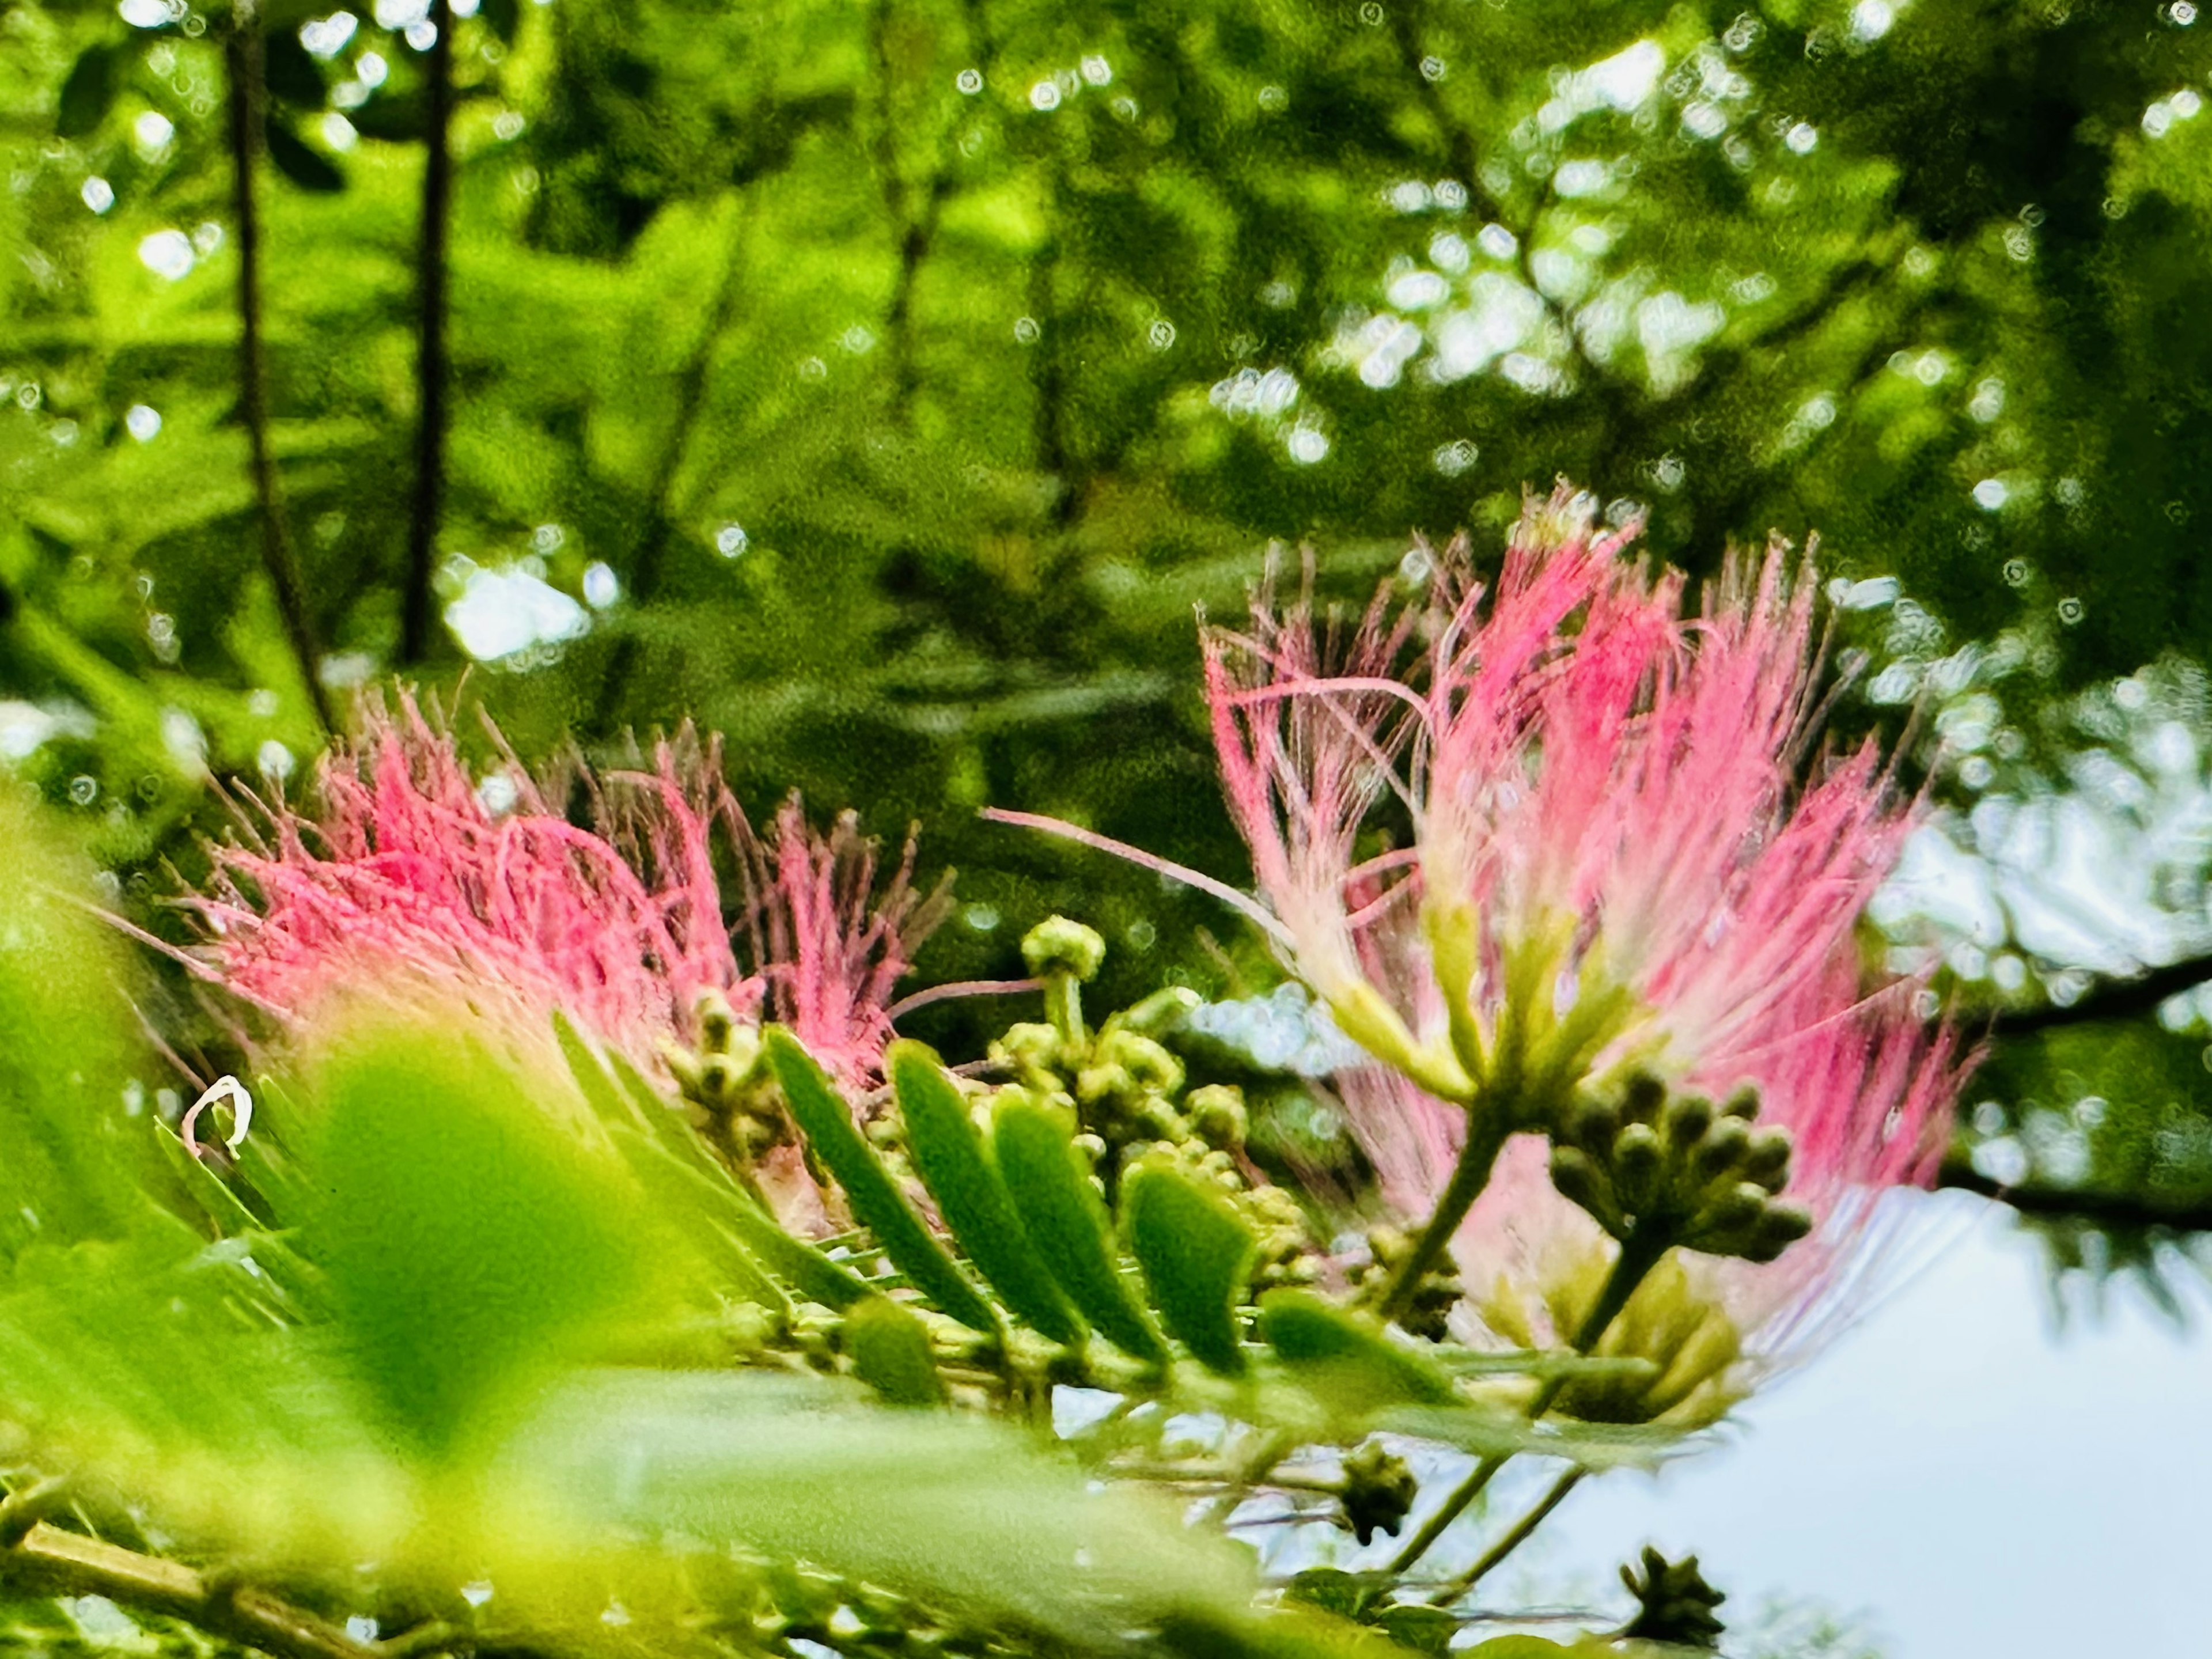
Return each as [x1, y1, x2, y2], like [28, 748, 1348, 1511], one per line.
[181, 1075, 253, 1158]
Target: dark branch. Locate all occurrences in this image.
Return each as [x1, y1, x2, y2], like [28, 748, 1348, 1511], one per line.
[626, 204, 750, 609]
[399, 0, 456, 666]
[1940, 1162, 2212, 1235]
[223, 6, 335, 734]
[1990, 952, 2212, 1035]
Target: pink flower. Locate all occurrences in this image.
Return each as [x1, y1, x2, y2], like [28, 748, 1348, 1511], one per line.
[187, 693, 944, 1094]
[1200, 486, 1972, 1368]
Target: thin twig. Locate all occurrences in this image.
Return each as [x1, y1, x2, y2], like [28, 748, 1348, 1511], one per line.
[399, 0, 456, 666]
[1940, 1161, 2212, 1234]
[0, 1520, 426, 1659]
[1425, 1467, 1585, 1606]
[1989, 951, 2212, 1035]
[627, 199, 752, 609]
[223, 5, 334, 733]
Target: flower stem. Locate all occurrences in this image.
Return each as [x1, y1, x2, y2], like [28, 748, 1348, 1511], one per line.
[1376, 1113, 1508, 1323]
[1424, 1467, 1586, 1606]
[1379, 1224, 1669, 1584]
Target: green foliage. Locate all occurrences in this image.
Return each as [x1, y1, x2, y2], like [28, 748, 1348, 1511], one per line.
[0, 793, 158, 1255]
[993, 1089, 1170, 1365]
[293, 1022, 693, 1454]
[1123, 1159, 1257, 1377]
[764, 1024, 1000, 1334]
[890, 1036, 1084, 1343]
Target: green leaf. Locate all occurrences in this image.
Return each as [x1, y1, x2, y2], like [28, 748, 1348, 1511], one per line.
[262, 29, 327, 107]
[1282, 1568, 1370, 1620]
[57, 43, 122, 139]
[264, 116, 344, 192]
[152, 1121, 263, 1238]
[763, 1027, 998, 1335]
[1257, 1290, 1459, 1409]
[345, 90, 429, 143]
[0, 795, 157, 1255]
[1122, 1162, 1255, 1376]
[300, 1024, 683, 1455]
[1461, 1640, 1571, 1657]
[1374, 1406, 1680, 1471]
[721, 1184, 876, 1312]
[844, 1295, 944, 1406]
[889, 1041, 1082, 1346]
[480, 0, 520, 44]
[992, 1096, 1168, 1366]
[1373, 1606, 1457, 1656]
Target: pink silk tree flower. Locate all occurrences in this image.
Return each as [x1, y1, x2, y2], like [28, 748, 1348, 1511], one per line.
[187, 694, 943, 1101]
[1202, 489, 1949, 1128]
[1195, 485, 1974, 1371]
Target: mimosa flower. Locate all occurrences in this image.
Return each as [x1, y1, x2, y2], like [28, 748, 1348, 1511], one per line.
[188, 694, 942, 1093]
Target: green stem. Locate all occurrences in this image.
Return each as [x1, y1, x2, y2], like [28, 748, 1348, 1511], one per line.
[1378, 1225, 1669, 1585]
[1425, 1467, 1585, 1606]
[1043, 970, 1086, 1054]
[1376, 1113, 1508, 1323]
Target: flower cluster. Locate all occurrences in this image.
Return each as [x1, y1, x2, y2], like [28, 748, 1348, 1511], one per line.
[1198, 488, 1969, 1376]
[188, 694, 945, 1099]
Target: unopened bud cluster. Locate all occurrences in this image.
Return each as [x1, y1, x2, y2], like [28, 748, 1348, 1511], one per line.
[1548, 1072, 1813, 1263]
[1338, 1437, 1418, 1546]
[664, 988, 783, 1162]
[1618, 1546, 1727, 1649]
[1355, 1224, 1462, 1342]
[993, 918, 1317, 1287]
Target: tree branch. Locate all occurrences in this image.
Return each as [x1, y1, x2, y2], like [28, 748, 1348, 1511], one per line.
[1940, 1161, 2212, 1235]
[399, 0, 457, 666]
[0, 1517, 439, 1659]
[1990, 952, 2212, 1035]
[224, 5, 335, 734]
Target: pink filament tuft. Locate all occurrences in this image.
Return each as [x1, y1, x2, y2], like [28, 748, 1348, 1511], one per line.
[1194, 487, 1974, 1354]
[189, 691, 944, 1092]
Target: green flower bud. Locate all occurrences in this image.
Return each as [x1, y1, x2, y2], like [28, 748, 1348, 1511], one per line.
[1187, 1084, 1249, 1150]
[1662, 1093, 1714, 1151]
[1550, 1144, 1619, 1233]
[1097, 1029, 1183, 1094]
[1692, 1115, 1751, 1178]
[1612, 1120, 1664, 1177]
[1569, 1093, 1622, 1149]
[1720, 1084, 1760, 1121]
[1022, 915, 1107, 982]
[1620, 1070, 1668, 1124]
[994, 1021, 1063, 1074]
[1118, 984, 1203, 1035]
[1699, 1180, 1767, 1239]
[1742, 1201, 1815, 1264]
[694, 987, 738, 1051]
[1742, 1126, 1793, 1192]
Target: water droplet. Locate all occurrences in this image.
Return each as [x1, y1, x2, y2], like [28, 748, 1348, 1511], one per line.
[69, 776, 97, 806]
[955, 67, 983, 94]
[715, 523, 748, 558]
[1029, 80, 1060, 111]
[1147, 317, 1176, 350]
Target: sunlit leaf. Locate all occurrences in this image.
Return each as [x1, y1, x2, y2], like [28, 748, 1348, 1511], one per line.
[1123, 1161, 1255, 1376]
[890, 1040, 1082, 1345]
[764, 1027, 997, 1334]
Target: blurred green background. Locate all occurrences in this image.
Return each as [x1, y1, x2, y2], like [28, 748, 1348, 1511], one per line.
[6, 0, 2212, 1281]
